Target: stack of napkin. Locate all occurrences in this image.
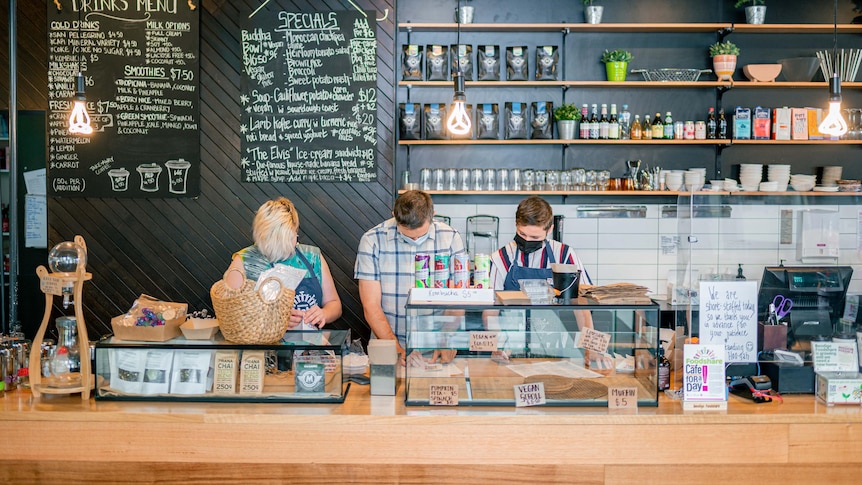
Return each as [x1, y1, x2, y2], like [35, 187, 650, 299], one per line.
[579, 282, 652, 304]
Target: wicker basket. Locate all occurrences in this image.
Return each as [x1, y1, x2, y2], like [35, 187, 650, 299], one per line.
[210, 270, 295, 344]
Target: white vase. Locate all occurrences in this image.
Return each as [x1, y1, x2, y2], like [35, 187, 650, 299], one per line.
[745, 6, 766, 25]
[585, 6, 603, 25]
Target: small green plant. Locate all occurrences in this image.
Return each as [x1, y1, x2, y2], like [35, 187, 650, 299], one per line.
[734, 0, 765, 8]
[554, 103, 582, 122]
[709, 40, 740, 57]
[600, 49, 633, 64]
[582, 0, 598, 5]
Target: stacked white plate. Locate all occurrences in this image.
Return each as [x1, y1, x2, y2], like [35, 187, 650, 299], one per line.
[665, 170, 684, 191]
[767, 164, 791, 192]
[790, 173, 817, 192]
[822, 166, 843, 186]
[723, 178, 740, 191]
[684, 169, 706, 192]
[759, 181, 780, 192]
[739, 164, 763, 191]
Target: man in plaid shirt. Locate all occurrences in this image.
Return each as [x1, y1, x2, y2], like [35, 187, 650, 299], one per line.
[355, 190, 466, 365]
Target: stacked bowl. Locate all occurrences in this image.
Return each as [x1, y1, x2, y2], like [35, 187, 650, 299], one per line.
[822, 166, 843, 187]
[767, 164, 791, 192]
[739, 164, 763, 191]
[790, 174, 816, 192]
[665, 171, 684, 191]
[684, 168, 706, 192]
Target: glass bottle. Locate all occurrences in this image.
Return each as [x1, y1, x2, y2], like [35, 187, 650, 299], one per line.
[599, 103, 609, 139]
[589, 104, 599, 140]
[658, 342, 670, 391]
[651, 112, 663, 139]
[718, 108, 728, 139]
[663, 111, 674, 139]
[619, 103, 631, 139]
[631, 114, 642, 140]
[608, 103, 620, 140]
[52, 316, 81, 377]
[642, 113, 653, 139]
[706, 107, 717, 139]
[578, 104, 590, 140]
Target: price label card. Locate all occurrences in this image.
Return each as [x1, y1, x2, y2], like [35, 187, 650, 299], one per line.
[577, 327, 611, 354]
[812, 341, 859, 373]
[514, 382, 546, 407]
[429, 384, 459, 406]
[608, 387, 638, 410]
[469, 331, 499, 352]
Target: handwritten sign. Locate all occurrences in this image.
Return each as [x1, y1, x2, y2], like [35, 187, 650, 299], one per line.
[699, 281, 758, 363]
[468, 332, 499, 352]
[429, 384, 458, 406]
[47, 4, 200, 198]
[812, 341, 859, 373]
[240, 10, 377, 183]
[608, 387, 638, 410]
[683, 344, 726, 402]
[514, 382, 546, 407]
[409, 288, 495, 304]
[577, 327, 611, 354]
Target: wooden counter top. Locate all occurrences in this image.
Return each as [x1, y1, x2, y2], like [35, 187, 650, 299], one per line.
[3, 383, 862, 484]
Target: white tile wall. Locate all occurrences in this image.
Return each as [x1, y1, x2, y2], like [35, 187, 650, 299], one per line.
[435, 201, 862, 298]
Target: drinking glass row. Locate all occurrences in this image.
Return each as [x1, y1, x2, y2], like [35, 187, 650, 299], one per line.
[418, 168, 613, 191]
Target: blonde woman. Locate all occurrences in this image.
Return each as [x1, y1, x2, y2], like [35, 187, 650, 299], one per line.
[226, 197, 341, 329]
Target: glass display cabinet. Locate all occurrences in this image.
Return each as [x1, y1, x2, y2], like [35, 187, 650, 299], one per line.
[94, 330, 349, 403]
[405, 299, 661, 406]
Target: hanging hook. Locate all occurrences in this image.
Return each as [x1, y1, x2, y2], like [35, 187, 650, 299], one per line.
[53, 0, 62, 11]
[187, 0, 197, 10]
[376, 8, 389, 22]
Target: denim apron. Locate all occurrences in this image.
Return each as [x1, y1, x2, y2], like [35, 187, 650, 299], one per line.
[501, 244, 556, 291]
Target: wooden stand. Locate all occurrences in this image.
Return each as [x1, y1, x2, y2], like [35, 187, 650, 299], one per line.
[28, 235, 93, 400]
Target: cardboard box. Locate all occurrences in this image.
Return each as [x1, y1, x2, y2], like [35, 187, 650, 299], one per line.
[111, 314, 183, 342]
[733, 107, 751, 139]
[753, 106, 771, 139]
[791, 108, 808, 140]
[807, 108, 825, 139]
[815, 371, 862, 405]
[772, 107, 791, 140]
[180, 318, 220, 340]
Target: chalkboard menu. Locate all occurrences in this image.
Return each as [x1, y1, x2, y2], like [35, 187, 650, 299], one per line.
[47, 4, 200, 198]
[240, 10, 377, 183]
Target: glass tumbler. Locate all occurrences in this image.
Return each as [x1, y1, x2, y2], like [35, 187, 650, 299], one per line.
[598, 170, 610, 190]
[511, 169, 521, 191]
[585, 170, 597, 190]
[420, 168, 432, 190]
[560, 170, 572, 191]
[459, 168, 470, 191]
[523, 169, 534, 190]
[447, 168, 458, 191]
[484, 168, 496, 191]
[434, 168, 445, 191]
[573, 168, 586, 190]
[498, 168, 509, 191]
[535, 170, 547, 190]
[546, 170, 559, 191]
[471, 168, 483, 191]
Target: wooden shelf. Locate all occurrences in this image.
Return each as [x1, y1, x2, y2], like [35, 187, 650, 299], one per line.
[408, 189, 862, 197]
[730, 139, 862, 145]
[399, 139, 730, 146]
[398, 22, 862, 34]
[399, 80, 862, 89]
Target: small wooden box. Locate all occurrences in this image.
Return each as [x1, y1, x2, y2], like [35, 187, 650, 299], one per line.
[758, 323, 787, 352]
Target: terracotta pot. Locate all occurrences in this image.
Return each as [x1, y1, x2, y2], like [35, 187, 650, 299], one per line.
[712, 54, 737, 82]
[605, 61, 628, 82]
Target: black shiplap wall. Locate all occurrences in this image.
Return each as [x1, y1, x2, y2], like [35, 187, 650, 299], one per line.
[0, 0, 396, 341]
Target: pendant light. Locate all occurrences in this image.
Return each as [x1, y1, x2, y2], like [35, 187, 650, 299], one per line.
[446, 0, 471, 136]
[68, 6, 92, 135]
[818, 0, 848, 138]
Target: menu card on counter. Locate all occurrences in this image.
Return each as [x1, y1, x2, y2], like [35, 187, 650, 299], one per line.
[698, 280, 758, 363]
[47, 4, 200, 198]
[240, 10, 377, 183]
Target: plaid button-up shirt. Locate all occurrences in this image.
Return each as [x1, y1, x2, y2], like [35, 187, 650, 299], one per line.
[354, 218, 466, 346]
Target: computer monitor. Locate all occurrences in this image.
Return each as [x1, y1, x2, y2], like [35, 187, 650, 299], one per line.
[757, 265, 853, 343]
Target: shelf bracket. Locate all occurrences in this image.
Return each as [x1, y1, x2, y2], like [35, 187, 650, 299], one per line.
[717, 27, 733, 41]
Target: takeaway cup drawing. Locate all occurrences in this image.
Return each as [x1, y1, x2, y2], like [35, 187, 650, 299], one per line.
[165, 158, 191, 194]
[107, 168, 130, 192]
[136, 163, 163, 192]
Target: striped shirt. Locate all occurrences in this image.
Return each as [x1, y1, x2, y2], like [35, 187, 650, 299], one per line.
[489, 239, 591, 290]
[354, 218, 466, 346]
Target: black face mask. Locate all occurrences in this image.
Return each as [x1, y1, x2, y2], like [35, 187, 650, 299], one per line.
[514, 234, 544, 255]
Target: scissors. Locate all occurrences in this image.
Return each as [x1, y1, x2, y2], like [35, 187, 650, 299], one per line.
[772, 295, 793, 320]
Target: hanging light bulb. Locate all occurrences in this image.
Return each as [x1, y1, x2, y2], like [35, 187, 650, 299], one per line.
[819, 73, 848, 137]
[68, 71, 93, 135]
[819, 0, 848, 138]
[446, 71, 471, 136]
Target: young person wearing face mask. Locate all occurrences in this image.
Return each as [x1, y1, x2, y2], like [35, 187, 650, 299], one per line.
[489, 196, 611, 369]
[355, 190, 467, 366]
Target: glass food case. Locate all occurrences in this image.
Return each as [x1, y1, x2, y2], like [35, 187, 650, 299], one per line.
[94, 330, 349, 403]
[405, 299, 661, 407]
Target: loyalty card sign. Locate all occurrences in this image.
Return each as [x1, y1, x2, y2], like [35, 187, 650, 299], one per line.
[683, 344, 726, 402]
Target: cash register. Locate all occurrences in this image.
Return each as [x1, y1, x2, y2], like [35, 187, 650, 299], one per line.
[757, 265, 854, 392]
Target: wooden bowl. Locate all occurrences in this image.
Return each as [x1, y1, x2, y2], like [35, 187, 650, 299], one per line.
[743, 64, 782, 82]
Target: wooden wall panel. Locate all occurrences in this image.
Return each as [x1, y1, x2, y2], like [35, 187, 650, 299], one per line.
[0, 0, 396, 341]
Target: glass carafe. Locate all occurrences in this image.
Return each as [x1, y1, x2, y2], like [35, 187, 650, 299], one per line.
[50, 316, 81, 382]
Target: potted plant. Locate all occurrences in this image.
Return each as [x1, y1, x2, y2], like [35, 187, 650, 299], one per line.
[709, 40, 740, 81]
[554, 103, 582, 140]
[601, 49, 633, 82]
[734, 0, 766, 25]
[583, 0, 603, 24]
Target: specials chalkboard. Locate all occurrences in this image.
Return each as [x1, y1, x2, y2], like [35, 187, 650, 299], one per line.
[47, 3, 200, 198]
[240, 10, 377, 183]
